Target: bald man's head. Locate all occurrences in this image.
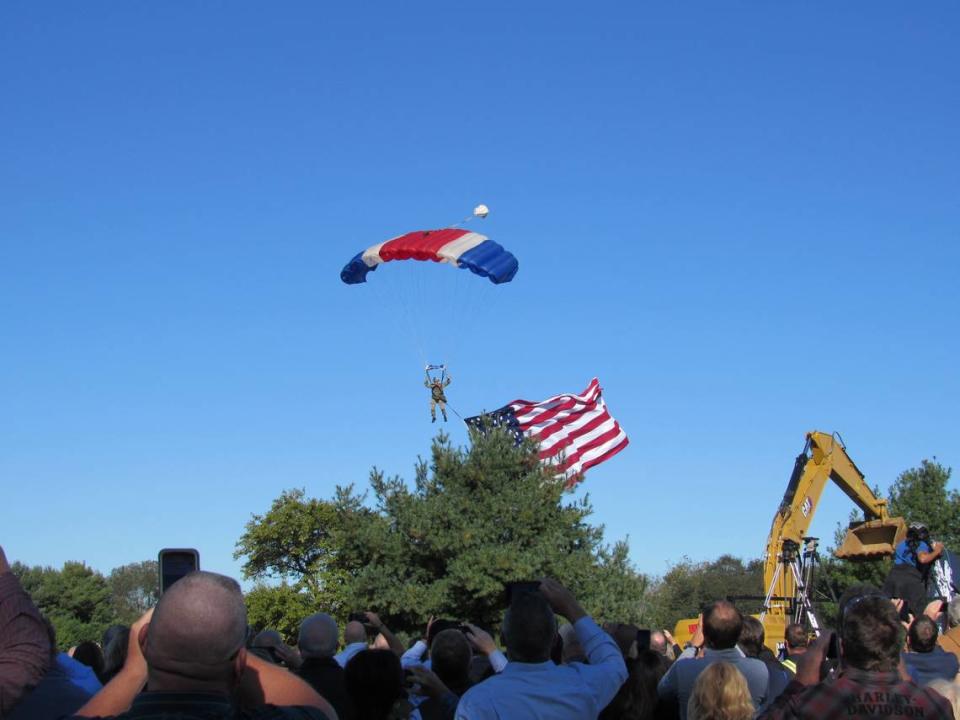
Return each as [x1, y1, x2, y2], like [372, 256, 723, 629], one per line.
[144, 572, 247, 684]
[344, 621, 367, 645]
[299, 613, 339, 659]
[703, 600, 743, 650]
[650, 630, 667, 655]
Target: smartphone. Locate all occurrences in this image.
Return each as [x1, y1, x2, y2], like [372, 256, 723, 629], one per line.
[158, 548, 200, 594]
[636, 629, 651, 652]
[505, 581, 541, 605]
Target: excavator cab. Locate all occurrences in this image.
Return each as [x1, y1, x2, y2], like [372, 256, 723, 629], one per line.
[835, 517, 907, 561]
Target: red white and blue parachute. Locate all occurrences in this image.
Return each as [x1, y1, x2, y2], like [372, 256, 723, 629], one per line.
[340, 228, 519, 285]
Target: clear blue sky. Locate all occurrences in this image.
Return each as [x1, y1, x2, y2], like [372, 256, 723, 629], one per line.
[2, 2, 957, 583]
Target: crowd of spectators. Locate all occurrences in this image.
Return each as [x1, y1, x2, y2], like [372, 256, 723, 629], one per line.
[3, 544, 960, 719]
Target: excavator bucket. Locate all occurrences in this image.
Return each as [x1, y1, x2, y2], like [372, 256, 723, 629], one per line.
[835, 518, 907, 561]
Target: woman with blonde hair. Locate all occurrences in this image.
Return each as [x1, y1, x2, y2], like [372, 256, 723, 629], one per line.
[687, 661, 755, 720]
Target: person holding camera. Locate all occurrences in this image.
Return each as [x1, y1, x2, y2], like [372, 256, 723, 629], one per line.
[883, 522, 944, 620]
[454, 578, 626, 720]
[67, 571, 337, 720]
[335, 611, 404, 669]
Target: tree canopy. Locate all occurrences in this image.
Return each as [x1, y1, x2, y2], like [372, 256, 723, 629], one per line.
[642, 555, 764, 631]
[11, 558, 159, 650]
[235, 430, 649, 635]
[13, 561, 114, 650]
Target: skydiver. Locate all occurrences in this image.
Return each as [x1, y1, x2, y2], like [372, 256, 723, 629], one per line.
[424, 367, 451, 422]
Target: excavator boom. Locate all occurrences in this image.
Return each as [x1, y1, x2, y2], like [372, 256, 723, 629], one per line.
[671, 431, 905, 653]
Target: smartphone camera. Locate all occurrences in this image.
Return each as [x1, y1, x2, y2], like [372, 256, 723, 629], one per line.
[158, 548, 200, 594]
[504, 581, 541, 605]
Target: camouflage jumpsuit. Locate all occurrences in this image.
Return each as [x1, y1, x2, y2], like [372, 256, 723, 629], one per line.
[424, 374, 451, 422]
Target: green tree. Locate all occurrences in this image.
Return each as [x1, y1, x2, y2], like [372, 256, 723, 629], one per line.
[643, 554, 763, 631]
[245, 583, 318, 643]
[888, 459, 958, 548]
[13, 561, 114, 650]
[234, 488, 353, 616]
[108, 560, 159, 624]
[582, 540, 651, 625]
[235, 430, 648, 635]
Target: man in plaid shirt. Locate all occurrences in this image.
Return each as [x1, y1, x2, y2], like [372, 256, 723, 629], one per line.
[758, 593, 954, 719]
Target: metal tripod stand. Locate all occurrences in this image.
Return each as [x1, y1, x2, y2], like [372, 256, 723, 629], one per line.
[760, 537, 822, 635]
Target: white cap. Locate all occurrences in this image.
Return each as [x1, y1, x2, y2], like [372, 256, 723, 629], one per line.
[473, 204, 489, 218]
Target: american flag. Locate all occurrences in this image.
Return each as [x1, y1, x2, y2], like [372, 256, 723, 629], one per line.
[465, 378, 629, 486]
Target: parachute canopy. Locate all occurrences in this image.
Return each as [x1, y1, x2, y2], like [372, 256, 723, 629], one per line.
[340, 228, 519, 285]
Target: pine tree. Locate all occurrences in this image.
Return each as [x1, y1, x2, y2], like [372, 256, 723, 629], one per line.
[236, 429, 649, 634]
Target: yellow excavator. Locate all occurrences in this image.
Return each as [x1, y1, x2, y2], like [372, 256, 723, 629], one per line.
[671, 431, 906, 652]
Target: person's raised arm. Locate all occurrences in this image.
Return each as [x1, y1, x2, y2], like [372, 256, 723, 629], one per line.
[268, 639, 303, 671]
[407, 664, 459, 717]
[402, 616, 433, 668]
[73, 609, 152, 717]
[539, 578, 626, 707]
[918, 541, 944, 565]
[662, 628, 683, 659]
[365, 612, 404, 657]
[756, 632, 830, 719]
[464, 624, 507, 673]
[0, 545, 53, 717]
[237, 652, 337, 718]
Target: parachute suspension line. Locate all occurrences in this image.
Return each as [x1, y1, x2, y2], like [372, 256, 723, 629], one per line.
[411, 260, 432, 368]
[383, 267, 427, 369]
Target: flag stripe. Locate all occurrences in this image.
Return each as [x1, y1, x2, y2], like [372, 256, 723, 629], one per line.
[511, 381, 602, 426]
[555, 420, 623, 471]
[465, 378, 627, 484]
[567, 433, 630, 477]
[538, 412, 613, 459]
[509, 379, 601, 415]
[532, 395, 614, 450]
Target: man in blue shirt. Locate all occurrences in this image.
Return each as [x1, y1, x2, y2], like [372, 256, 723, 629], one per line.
[883, 522, 944, 619]
[455, 578, 627, 719]
[903, 615, 959, 685]
[657, 601, 769, 719]
[335, 620, 370, 668]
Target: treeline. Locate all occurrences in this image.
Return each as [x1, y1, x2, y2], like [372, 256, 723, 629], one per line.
[13, 431, 956, 648]
[12, 560, 159, 649]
